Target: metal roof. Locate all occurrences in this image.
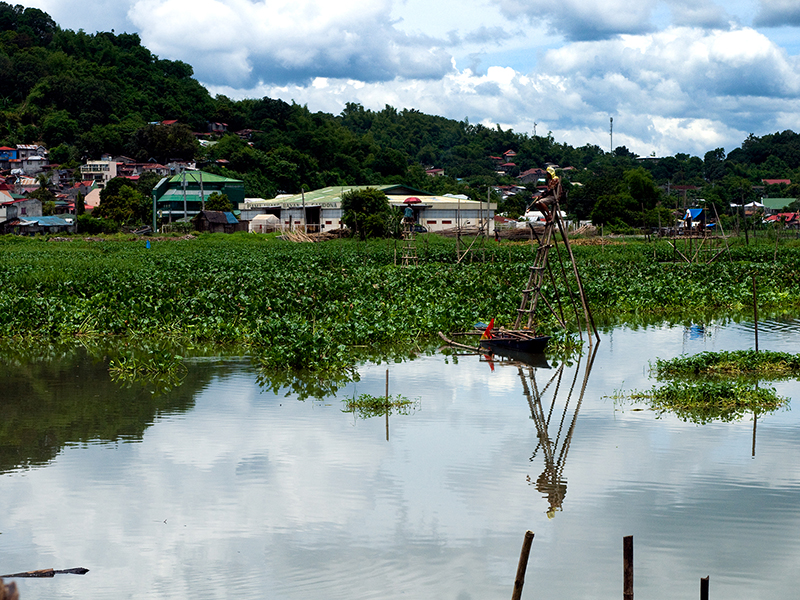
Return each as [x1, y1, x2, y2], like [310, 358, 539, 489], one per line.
[19, 216, 72, 226]
[761, 198, 795, 211]
[163, 171, 243, 185]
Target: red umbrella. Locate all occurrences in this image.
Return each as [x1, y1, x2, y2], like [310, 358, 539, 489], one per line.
[403, 197, 421, 204]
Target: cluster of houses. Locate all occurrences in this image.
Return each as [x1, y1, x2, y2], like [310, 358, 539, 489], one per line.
[0, 143, 200, 234]
[4, 136, 800, 236]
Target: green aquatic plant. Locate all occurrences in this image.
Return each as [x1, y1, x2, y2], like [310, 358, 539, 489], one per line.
[3, 236, 800, 370]
[653, 350, 800, 379]
[612, 380, 789, 425]
[638, 380, 789, 424]
[343, 393, 418, 419]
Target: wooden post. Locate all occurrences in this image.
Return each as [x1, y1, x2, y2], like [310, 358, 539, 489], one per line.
[700, 576, 709, 600]
[385, 369, 389, 441]
[0, 579, 20, 600]
[623, 535, 634, 600]
[752, 275, 759, 352]
[511, 530, 534, 600]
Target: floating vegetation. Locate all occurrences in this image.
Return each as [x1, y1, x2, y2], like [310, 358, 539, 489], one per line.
[343, 393, 419, 419]
[3, 236, 800, 370]
[626, 380, 789, 425]
[653, 350, 800, 379]
[109, 350, 187, 389]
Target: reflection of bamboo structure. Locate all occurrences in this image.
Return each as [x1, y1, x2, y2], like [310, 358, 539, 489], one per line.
[523, 346, 598, 517]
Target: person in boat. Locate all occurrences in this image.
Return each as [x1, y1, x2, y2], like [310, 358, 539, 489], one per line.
[529, 166, 564, 223]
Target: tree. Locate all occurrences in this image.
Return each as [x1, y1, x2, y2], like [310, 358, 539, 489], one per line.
[341, 187, 393, 239]
[137, 171, 161, 199]
[623, 167, 661, 208]
[94, 177, 149, 224]
[704, 148, 726, 182]
[205, 191, 232, 212]
[127, 123, 198, 163]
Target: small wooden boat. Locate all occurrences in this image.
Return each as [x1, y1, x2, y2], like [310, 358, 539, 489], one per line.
[479, 331, 550, 354]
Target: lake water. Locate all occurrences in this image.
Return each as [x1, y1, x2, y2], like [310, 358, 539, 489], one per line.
[1, 318, 799, 600]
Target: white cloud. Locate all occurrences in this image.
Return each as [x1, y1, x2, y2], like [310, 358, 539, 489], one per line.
[496, 0, 660, 40]
[668, 0, 731, 28]
[754, 0, 800, 27]
[13, 0, 800, 157]
[206, 24, 800, 156]
[127, 0, 454, 87]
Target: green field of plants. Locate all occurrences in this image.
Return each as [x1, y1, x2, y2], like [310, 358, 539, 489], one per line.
[1, 233, 799, 371]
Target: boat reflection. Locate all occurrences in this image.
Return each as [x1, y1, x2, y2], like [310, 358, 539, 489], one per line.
[480, 346, 551, 370]
[514, 346, 597, 518]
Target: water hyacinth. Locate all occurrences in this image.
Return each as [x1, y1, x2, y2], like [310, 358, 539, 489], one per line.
[2, 235, 800, 371]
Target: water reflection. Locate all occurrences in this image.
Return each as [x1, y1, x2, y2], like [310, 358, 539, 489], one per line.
[521, 347, 598, 518]
[1, 321, 800, 600]
[0, 341, 230, 474]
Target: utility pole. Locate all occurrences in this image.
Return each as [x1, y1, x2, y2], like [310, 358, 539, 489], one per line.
[181, 167, 187, 221]
[301, 187, 306, 232]
[610, 117, 613, 154]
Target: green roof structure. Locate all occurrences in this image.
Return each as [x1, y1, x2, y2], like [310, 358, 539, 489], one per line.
[267, 185, 432, 206]
[153, 170, 245, 218]
[761, 198, 796, 211]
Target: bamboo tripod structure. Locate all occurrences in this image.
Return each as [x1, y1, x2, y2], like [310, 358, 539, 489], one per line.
[667, 204, 732, 264]
[514, 202, 599, 346]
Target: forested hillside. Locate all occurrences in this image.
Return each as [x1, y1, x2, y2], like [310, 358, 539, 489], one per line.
[4, 2, 800, 229]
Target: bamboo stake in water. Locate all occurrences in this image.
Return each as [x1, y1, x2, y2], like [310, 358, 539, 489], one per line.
[700, 576, 709, 600]
[385, 369, 389, 441]
[752, 275, 759, 352]
[511, 531, 534, 600]
[623, 535, 634, 600]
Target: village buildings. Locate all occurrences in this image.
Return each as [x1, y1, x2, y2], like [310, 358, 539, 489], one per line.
[240, 185, 497, 234]
[4, 139, 800, 236]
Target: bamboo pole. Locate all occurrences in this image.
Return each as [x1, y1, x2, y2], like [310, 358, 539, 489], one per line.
[752, 275, 759, 352]
[712, 204, 732, 262]
[623, 535, 634, 600]
[385, 369, 389, 441]
[511, 531, 535, 600]
[700, 576, 709, 600]
[554, 209, 599, 344]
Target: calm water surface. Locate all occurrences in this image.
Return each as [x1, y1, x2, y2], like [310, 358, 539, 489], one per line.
[1, 318, 799, 600]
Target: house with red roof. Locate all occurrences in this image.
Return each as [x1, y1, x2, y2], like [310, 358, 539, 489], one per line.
[518, 168, 546, 184]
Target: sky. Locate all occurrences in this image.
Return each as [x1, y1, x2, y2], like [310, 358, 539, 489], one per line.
[16, 0, 800, 158]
